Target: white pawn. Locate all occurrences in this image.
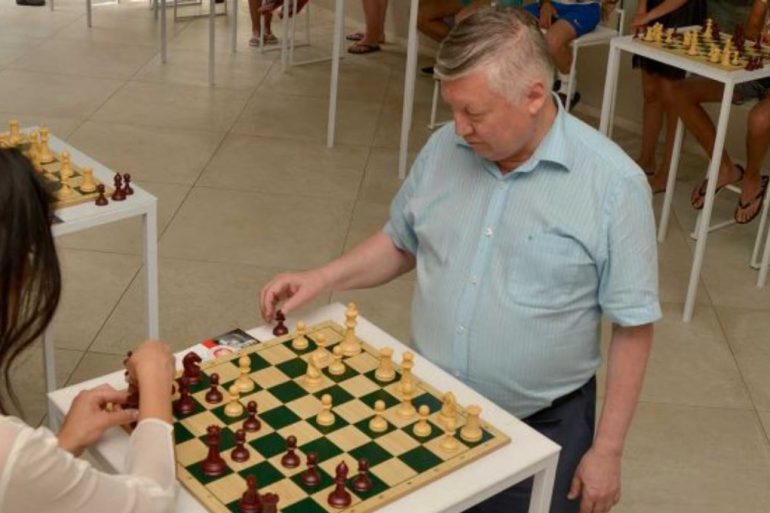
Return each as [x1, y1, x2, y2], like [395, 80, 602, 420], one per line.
[58, 178, 74, 200]
[225, 385, 244, 417]
[413, 405, 432, 438]
[236, 354, 255, 393]
[8, 119, 21, 146]
[375, 347, 396, 382]
[440, 418, 459, 452]
[59, 151, 74, 180]
[368, 400, 388, 433]
[79, 167, 97, 193]
[317, 394, 335, 426]
[37, 127, 55, 164]
[398, 352, 415, 394]
[328, 345, 346, 376]
[397, 381, 416, 418]
[312, 333, 329, 367]
[292, 321, 309, 350]
[460, 405, 483, 443]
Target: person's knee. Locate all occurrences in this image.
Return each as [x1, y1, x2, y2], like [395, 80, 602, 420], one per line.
[748, 104, 770, 136]
[642, 80, 660, 103]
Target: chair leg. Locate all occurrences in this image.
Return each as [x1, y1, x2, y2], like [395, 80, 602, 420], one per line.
[429, 80, 440, 130]
[751, 174, 770, 269]
[565, 44, 578, 112]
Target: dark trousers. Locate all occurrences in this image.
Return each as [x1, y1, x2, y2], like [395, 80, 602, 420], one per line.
[465, 377, 597, 513]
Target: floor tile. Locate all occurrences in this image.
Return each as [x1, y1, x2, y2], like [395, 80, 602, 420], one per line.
[343, 200, 389, 253]
[616, 402, 770, 513]
[52, 249, 143, 351]
[358, 147, 414, 206]
[66, 120, 225, 185]
[197, 133, 368, 199]
[159, 186, 353, 268]
[0, 69, 124, 119]
[0, 5, 81, 38]
[90, 258, 330, 355]
[91, 79, 251, 131]
[759, 411, 770, 443]
[57, 181, 190, 254]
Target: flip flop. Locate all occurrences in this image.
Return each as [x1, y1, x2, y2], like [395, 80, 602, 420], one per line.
[249, 34, 279, 46]
[691, 164, 745, 210]
[347, 43, 381, 55]
[346, 32, 365, 41]
[734, 175, 770, 224]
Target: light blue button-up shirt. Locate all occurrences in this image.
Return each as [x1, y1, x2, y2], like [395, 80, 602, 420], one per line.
[384, 98, 662, 418]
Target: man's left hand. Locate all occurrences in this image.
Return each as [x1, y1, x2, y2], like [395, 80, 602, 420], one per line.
[568, 445, 622, 513]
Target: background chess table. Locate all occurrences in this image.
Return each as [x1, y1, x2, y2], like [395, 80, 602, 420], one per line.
[48, 303, 561, 513]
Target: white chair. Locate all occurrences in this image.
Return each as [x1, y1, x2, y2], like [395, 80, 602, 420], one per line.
[428, 2, 625, 129]
[258, 0, 314, 69]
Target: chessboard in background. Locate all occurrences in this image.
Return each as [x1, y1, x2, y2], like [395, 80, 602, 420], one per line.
[157, 313, 510, 513]
[634, 20, 770, 71]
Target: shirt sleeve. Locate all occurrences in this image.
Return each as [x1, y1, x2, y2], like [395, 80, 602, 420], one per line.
[382, 146, 431, 255]
[598, 172, 663, 326]
[0, 417, 177, 513]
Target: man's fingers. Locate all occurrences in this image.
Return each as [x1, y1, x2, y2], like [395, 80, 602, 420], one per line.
[281, 287, 311, 316]
[567, 475, 582, 500]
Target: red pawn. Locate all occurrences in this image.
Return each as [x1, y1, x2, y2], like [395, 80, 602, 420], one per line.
[238, 475, 262, 513]
[273, 310, 288, 336]
[123, 173, 134, 195]
[112, 173, 126, 201]
[95, 184, 108, 206]
[201, 425, 227, 477]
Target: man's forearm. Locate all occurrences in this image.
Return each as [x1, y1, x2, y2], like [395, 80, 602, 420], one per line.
[317, 231, 415, 293]
[593, 323, 653, 455]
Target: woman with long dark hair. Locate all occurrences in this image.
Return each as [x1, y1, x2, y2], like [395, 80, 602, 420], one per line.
[0, 148, 177, 513]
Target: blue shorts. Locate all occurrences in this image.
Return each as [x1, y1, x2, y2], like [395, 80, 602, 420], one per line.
[524, 1, 601, 38]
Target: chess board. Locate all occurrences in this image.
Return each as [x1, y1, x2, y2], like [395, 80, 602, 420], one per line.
[636, 27, 770, 71]
[172, 321, 510, 513]
[0, 126, 112, 209]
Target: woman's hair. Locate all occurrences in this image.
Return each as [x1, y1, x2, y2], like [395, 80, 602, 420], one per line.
[0, 148, 61, 415]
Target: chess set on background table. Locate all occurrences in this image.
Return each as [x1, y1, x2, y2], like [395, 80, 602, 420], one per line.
[635, 19, 770, 71]
[134, 304, 510, 513]
[0, 119, 134, 208]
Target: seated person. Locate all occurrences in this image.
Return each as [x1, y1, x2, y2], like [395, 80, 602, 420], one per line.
[418, 0, 489, 73]
[0, 148, 177, 513]
[259, 0, 310, 17]
[670, 0, 770, 224]
[248, 0, 278, 46]
[524, 0, 604, 107]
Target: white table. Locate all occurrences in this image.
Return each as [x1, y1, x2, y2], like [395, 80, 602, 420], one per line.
[599, 32, 770, 322]
[48, 303, 560, 513]
[44, 131, 160, 428]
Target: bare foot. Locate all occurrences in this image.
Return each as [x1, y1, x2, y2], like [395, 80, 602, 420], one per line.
[735, 174, 768, 224]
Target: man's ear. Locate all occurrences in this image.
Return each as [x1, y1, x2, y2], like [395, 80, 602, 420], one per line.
[525, 79, 549, 115]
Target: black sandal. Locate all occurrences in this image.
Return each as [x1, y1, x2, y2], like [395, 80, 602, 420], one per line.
[735, 175, 770, 224]
[691, 164, 745, 210]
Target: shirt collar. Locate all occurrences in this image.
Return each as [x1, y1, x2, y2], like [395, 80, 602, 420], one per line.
[453, 92, 571, 175]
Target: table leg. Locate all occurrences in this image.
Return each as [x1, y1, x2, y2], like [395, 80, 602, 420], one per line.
[683, 82, 734, 322]
[527, 455, 558, 513]
[161, 0, 168, 63]
[209, 0, 216, 86]
[231, 0, 238, 53]
[280, 7, 290, 70]
[144, 202, 160, 340]
[658, 118, 684, 242]
[758, 212, 770, 287]
[87, 0, 93, 28]
[326, 0, 344, 148]
[598, 42, 621, 136]
[397, 0, 420, 180]
[43, 329, 58, 430]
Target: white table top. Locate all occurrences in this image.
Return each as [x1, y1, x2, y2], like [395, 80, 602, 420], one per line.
[614, 31, 770, 84]
[48, 303, 560, 513]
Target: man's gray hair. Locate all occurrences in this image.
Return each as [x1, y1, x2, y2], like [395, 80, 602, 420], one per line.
[435, 7, 555, 103]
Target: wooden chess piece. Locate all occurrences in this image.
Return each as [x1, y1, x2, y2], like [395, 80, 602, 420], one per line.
[182, 352, 202, 385]
[8, 119, 21, 146]
[368, 400, 388, 433]
[243, 401, 261, 432]
[281, 435, 300, 468]
[205, 373, 224, 404]
[398, 352, 415, 394]
[328, 345, 346, 376]
[261, 493, 279, 513]
[123, 173, 134, 195]
[238, 475, 262, 513]
[440, 418, 459, 452]
[231, 429, 250, 462]
[397, 381, 416, 418]
[413, 405, 432, 438]
[327, 461, 352, 508]
[201, 425, 227, 477]
[340, 302, 361, 357]
[460, 404, 483, 443]
[57, 178, 75, 200]
[352, 458, 372, 493]
[95, 184, 109, 206]
[112, 172, 126, 201]
[292, 321, 309, 350]
[225, 385, 245, 417]
[79, 167, 97, 193]
[374, 347, 396, 382]
[305, 356, 323, 387]
[312, 333, 329, 366]
[301, 452, 322, 487]
[59, 151, 74, 180]
[440, 392, 458, 426]
[173, 376, 196, 415]
[37, 127, 55, 164]
[273, 310, 289, 336]
[235, 354, 255, 393]
[317, 394, 335, 426]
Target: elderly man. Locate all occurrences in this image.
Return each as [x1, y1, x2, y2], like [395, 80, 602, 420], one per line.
[260, 8, 660, 513]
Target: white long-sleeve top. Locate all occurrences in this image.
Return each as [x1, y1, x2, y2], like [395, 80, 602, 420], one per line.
[0, 416, 177, 513]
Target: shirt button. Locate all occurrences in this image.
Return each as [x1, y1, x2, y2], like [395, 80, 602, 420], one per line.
[456, 325, 465, 334]
[470, 275, 478, 285]
[484, 227, 493, 237]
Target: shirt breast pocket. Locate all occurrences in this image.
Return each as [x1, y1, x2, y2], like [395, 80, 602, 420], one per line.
[506, 232, 595, 310]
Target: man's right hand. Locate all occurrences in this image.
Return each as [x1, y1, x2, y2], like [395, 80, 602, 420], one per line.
[259, 269, 329, 322]
[539, 1, 557, 30]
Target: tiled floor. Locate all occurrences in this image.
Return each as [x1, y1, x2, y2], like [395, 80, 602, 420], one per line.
[3, 0, 770, 510]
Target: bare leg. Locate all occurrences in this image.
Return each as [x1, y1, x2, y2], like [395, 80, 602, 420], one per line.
[543, 20, 577, 74]
[737, 97, 770, 222]
[359, 0, 388, 45]
[671, 76, 740, 208]
[248, 0, 273, 36]
[417, 0, 464, 43]
[637, 69, 663, 175]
